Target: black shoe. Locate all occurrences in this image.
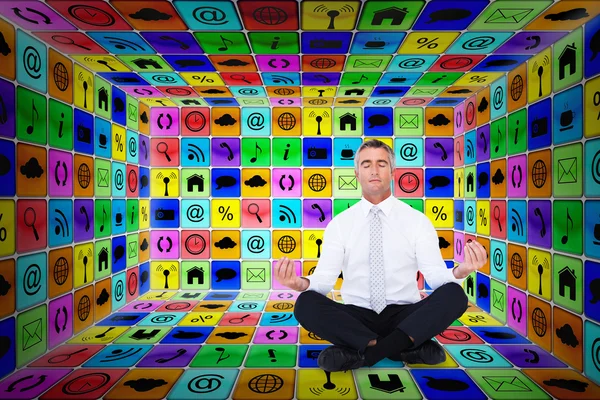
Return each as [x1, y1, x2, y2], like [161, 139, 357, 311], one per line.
[317, 345, 366, 372]
[397, 340, 446, 365]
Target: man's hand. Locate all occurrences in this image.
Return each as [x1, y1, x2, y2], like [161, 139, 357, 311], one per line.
[273, 257, 309, 292]
[454, 240, 488, 279]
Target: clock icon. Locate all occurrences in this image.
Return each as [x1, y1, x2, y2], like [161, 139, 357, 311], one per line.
[185, 234, 206, 255]
[398, 172, 419, 193]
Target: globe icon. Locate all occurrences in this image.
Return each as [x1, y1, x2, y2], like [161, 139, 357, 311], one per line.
[278, 235, 296, 253]
[531, 160, 547, 188]
[277, 112, 296, 130]
[78, 295, 91, 321]
[53, 62, 69, 92]
[309, 99, 327, 105]
[54, 257, 69, 285]
[510, 252, 523, 279]
[253, 7, 287, 25]
[274, 88, 294, 96]
[532, 307, 547, 337]
[308, 174, 327, 192]
[511, 75, 523, 101]
[248, 374, 283, 394]
[310, 58, 336, 69]
[78, 163, 91, 189]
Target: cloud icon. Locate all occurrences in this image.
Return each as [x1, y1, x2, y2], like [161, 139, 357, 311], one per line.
[556, 324, 579, 347]
[124, 378, 168, 392]
[97, 288, 109, 306]
[129, 8, 172, 21]
[218, 59, 250, 67]
[245, 175, 267, 187]
[215, 114, 237, 126]
[215, 236, 237, 249]
[216, 331, 248, 339]
[0, 274, 11, 296]
[447, 88, 472, 94]
[20, 157, 44, 179]
[201, 89, 226, 94]
[545, 8, 588, 21]
[478, 97, 489, 113]
[428, 113, 450, 126]
[0, 32, 11, 57]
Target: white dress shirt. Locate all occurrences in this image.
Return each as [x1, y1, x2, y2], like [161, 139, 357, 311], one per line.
[305, 194, 465, 309]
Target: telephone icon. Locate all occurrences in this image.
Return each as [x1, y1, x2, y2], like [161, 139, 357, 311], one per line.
[156, 348, 187, 363]
[80, 206, 90, 232]
[525, 35, 541, 50]
[534, 207, 546, 238]
[433, 142, 448, 161]
[524, 348, 540, 363]
[219, 142, 234, 161]
[311, 203, 325, 222]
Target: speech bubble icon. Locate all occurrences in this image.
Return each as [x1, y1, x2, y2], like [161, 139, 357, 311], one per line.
[367, 114, 390, 128]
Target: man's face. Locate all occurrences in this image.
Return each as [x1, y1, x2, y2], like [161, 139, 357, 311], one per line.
[355, 147, 394, 197]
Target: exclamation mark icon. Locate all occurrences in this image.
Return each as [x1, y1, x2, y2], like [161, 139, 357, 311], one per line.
[268, 349, 277, 362]
[58, 113, 64, 138]
[271, 36, 280, 50]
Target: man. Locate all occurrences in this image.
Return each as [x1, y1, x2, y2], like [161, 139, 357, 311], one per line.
[274, 139, 487, 372]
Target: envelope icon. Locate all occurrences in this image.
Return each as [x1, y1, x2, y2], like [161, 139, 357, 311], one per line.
[353, 59, 382, 68]
[485, 8, 533, 24]
[128, 104, 137, 121]
[98, 168, 109, 187]
[399, 114, 419, 128]
[414, 88, 437, 95]
[483, 376, 530, 392]
[492, 289, 504, 311]
[338, 176, 357, 190]
[558, 157, 577, 183]
[247, 268, 265, 282]
[23, 319, 43, 350]
[128, 242, 137, 258]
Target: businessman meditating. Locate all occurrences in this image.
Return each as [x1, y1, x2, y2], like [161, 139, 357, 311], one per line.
[274, 139, 487, 372]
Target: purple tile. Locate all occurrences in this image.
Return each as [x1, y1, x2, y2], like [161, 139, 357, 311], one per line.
[123, 87, 162, 98]
[137, 345, 200, 367]
[73, 199, 94, 243]
[48, 149, 73, 197]
[476, 124, 490, 162]
[0, 2, 75, 30]
[528, 200, 552, 249]
[270, 98, 302, 106]
[303, 199, 331, 228]
[256, 55, 300, 72]
[0, 369, 71, 398]
[272, 168, 302, 197]
[139, 135, 150, 166]
[494, 344, 567, 368]
[425, 138, 454, 167]
[120, 300, 165, 312]
[302, 73, 341, 86]
[211, 138, 240, 166]
[140, 32, 203, 54]
[151, 230, 180, 259]
[496, 32, 569, 55]
[151, 107, 179, 136]
[269, 291, 299, 301]
[0, 78, 16, 138]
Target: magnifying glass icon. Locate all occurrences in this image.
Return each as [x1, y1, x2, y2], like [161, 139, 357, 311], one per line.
[248, 203, 262, 223]
[156, 141, 171, 162]
[51, 35, 92, 51]
[230, 74, 252, 84]
[48, 347, 88, 364]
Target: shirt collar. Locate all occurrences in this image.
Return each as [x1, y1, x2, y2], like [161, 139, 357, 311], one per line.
[360, 194, 395, 218]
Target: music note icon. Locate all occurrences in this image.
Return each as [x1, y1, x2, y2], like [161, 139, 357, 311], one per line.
[27, 100, 38, 135]
[250, 143, 262, 163]
[218, 35, 234, 51]
[494, 126, 501, 153]
[352, 74, 367, 84]
[99, 206, 107, 232]
[561, 209, 573, 244]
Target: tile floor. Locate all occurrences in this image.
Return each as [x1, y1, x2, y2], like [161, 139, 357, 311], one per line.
[0, 290, 599, 400]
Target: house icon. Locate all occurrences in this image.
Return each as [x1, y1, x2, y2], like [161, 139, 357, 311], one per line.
[371, 7, 409, 26]
[558, 266, 577, 300]
[99, 247, 109, 271]
[466, 172, 474, 192]
[187, 174, 204, 192]
[187, 266, 204, 285]
[466, 275, 474, 297]
[558, 43, 577, 80]
[98, 87, 109, 112]
[339, 113, 357, 131]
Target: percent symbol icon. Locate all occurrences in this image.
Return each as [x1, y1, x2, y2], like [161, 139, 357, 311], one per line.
[195, 76, 214, 83]
[432, 206, 447, 221]
[594, 91, 600, 120]
[417, 37, 439, 49]
[468, 315, 486, 323]
[469, 75, 487, 84]
[0, 214, 6, 242]
[191, 315, 213, 323]
[479, 209, 487, 226]
[218, 206, 234, 221]
[115, 133, 124, 152]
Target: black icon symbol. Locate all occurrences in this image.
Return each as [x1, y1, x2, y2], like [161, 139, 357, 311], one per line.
[215, 236, 237, 250]
[531, 116, 548, 138]
[311, 203, 326, 222]
[155, 208, 175, 221]
[278, 174, 295, 191]
[532, 55, 550, 96]
[493, 86, 504, 110]
[433, 142, 448, 161]
[79, 205, 90, 232]
[156, 142, 171, 162]
[23, 207, 40, 241]
[103, 36, 146, 51]
[545, 8, 589, 22]
[184, 111, 206, 133]
[247, 203, 262, 223]
[157, 235, 174, 253]
[67, 4, 115, 26]
[215, 114, 237, 126]
[309, 38, 342, 49]
[52, 35, 92, 51]
[156, 113, 173, 130]
[558, 43, 577, 80]
[217, 35, 234, 51]
[156, 264, 176, 289]
[313, 3, 354, 29]
[310, 57, 337, 69]
[193, 6, 227, 24]
[278, 205, 297, 224]
[558, 264, 577, 301]
[13, 6, 50, 24]
[54, 306, 68, 334]
[371, 6, 408, 25]
[462, 35, 494, 51]
[23, 263, 41, 295]
[218, 142, 234, 161]
[156, 172, 176, 196]
[247, 113, 265, 131]
[25, 99, 39, 135]
[428, 113, 450, 126]
[53, 208, 69, 238]
[0, 32, 11, 57]
[307, 147, 327, 160]
[493, 206, 502, 231]
[525, 35, 541, 50]
[308, 110, 329, 135]
[533, 207, 546, 239]
[130, 8, 172, 21]
[20, 156, 43, 179]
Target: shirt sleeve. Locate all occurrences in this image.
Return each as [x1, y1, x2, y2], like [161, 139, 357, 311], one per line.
[415, 214, 466, 290]
[304, 217, 345, 295]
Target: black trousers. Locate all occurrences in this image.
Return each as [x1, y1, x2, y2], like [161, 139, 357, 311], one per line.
[294, 282, 468, 353]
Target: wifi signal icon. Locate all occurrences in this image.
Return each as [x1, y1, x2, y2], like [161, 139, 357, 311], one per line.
[278, 205, 297, 224]
[465, 140, 474, 158]
[187, 144, 206, 162]
[54, 209, 69, 237]
[271, 75, 295, 85]
[101, 347, 143, 362]
[510, 208, 523, 235]
[103, 36, 145, 52]
[270, 313, 293, 323]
